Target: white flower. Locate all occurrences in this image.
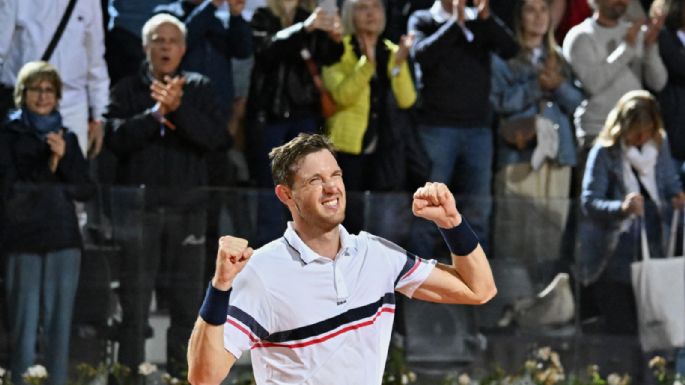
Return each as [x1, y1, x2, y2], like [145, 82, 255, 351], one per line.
[408, 372, 417, 382]
[401, 374, 409, 384]
[138, 363, 158, 376]
[24, 365, 48, 378]
[0, 367, 6, 377]
[674, 381, 683, 385]
[607, 373, 621, 385]
[458, 373, 471, 385]
[170, 377, 180, 385]
[537, 347, 552, 361]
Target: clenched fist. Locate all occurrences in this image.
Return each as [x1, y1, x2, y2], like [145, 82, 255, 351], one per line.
[412, 182, 462, 229]
[213, 236, 253, 291]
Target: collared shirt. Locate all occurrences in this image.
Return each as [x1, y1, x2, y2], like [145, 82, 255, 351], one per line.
[429, 0, 475, 42]
[678, 30, 685, 47]
[224, 223, 435, 384]
[0, 0, 110, 121]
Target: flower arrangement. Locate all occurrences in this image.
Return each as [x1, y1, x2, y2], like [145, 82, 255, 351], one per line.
[0, 350, 679, 385]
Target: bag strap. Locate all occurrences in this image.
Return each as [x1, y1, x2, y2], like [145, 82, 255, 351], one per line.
[667, 209, 681, 258]
[640, 216, 651, 261]
[41, 0, 79, 61]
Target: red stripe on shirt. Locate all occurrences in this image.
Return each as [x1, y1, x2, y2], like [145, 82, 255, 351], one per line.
[400, 257, 421, 281]
[251, 306, 395, 349]
[228, 318, 259, 344]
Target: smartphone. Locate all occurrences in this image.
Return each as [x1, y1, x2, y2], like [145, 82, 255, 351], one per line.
[318, 0, 337, 14]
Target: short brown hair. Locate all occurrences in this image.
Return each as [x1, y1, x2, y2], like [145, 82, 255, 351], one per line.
[269, 133, 336, 187]
[14, 61, 63, 107]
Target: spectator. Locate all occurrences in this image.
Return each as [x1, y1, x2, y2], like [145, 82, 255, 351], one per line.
[0, 0, 110, 158]
[106, 0, 171, 85]
[1, 61, 94, 385]
[490, 0, 582, 264]
[105, 13, 227, 377]
[652, 0, 685, 187]
[245, 0, 343, 245]
[407, 0, 518, 258]
[577, 90, 685, 335]
[154, 0, 252, 115]
[322, 0, 417, 232]
[562, 0, 666, 162]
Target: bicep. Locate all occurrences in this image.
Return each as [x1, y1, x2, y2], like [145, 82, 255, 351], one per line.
[411, 264, 477, 304]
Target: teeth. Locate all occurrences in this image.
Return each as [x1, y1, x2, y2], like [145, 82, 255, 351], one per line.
[323, 199, 337, 207]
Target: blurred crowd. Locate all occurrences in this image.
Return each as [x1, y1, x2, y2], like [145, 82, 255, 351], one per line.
[2, 0, 685, 383]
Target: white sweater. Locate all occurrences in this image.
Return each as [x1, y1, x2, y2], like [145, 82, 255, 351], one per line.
[562, 18, 667, 147]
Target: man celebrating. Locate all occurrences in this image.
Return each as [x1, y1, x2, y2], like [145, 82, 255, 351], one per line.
[187, 133, 496, 384]
[105, 13, 228, 377]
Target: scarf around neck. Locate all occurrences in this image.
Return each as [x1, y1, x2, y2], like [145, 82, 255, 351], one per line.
[13, 107, 63, 139]
[622, 139, 660, 207]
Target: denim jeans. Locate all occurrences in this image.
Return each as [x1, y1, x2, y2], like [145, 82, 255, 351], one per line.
[407, 125, 493, 259]
[5, 248, 81, 385]
[254, 118, 319, 246]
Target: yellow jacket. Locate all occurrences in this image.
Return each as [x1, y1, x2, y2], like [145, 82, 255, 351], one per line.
[322, 35, 416, 155]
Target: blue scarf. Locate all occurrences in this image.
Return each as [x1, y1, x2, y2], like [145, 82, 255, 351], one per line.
[10, 107, 63, 139]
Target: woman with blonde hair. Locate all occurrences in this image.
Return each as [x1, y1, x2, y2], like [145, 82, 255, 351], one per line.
[490, 0, 583, 266]
[577, 90, 685, 335]
[322, 0, 416, 190]
[1, 61, 93, 385]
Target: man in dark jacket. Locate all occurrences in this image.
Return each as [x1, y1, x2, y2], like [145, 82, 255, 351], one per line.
[407, 0, 518, 258]
[105, 13, 228, 377]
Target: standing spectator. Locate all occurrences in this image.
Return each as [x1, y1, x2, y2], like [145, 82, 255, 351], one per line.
[577, 90, 685, 335]
[0, 0, 110, 158]
[246, 0, 343, 245]
[105, 14, 227, 377]
[1, 61, 94, 385]
[106, 0, 171, 85]
[407, 0, 518, 257]
[322, 0, 417, 232]
[154, 0, 252, 116]
[652, 0, 685, 186]
[490, 0, 583, 265]
[562, 0, 666, 166]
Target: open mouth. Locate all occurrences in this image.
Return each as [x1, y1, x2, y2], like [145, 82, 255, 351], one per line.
[322, 197, 339, 209]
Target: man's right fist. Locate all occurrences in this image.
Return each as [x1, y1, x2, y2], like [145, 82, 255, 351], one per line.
[213, 236, 253, 291]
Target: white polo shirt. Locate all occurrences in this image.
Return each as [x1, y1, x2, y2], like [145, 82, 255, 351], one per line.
[224, 223, 436, 384]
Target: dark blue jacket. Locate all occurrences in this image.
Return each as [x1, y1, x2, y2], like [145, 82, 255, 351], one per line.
[0, 117, 94, 253]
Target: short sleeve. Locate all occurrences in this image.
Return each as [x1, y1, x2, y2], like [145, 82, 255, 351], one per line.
[370, 235, 436, 298]
[223, 265, 272, 359]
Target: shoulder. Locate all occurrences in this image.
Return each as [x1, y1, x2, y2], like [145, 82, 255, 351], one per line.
[182, 71, 214, 90]
[359, 231, 405, 255]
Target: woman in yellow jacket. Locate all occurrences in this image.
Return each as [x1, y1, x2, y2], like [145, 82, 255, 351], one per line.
[322, 0, 416, 192]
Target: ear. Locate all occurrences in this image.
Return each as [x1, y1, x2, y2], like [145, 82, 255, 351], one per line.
[274, 184, 293, 205]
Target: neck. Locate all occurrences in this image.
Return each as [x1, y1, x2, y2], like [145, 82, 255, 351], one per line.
[594, 12, 619, 27]
[523, 33, 544, 50]
[293, 222, 341, 259]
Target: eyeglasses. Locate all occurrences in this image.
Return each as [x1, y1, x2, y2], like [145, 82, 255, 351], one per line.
[26, 86, 56, 96]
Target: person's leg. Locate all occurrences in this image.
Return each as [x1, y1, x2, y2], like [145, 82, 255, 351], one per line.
[165, 210, 207, 378]
[452, 127, 494, 254]
[41, 248, 81, 385]
[117, 211, 163, 370]
[407, 125, 460, 260]
[5, 253, 43, 385]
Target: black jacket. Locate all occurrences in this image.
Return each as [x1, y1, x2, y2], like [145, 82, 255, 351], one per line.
[246, 6, 344, 124]
[408, 11, 518, 127]
[657, 28, 685, 160]
[0, 118, 94, 253]
[105, 68, 228, 208]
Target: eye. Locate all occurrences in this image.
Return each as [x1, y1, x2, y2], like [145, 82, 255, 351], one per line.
[308, 176, 323, 186]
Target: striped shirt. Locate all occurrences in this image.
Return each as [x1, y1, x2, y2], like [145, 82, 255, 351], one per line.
[223, 222, 435, 384]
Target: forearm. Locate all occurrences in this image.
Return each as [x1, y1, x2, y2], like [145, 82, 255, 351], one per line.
[187, 318, 235, 385]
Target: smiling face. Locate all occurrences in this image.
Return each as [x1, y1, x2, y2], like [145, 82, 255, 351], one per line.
[24, 79, 58, 116]
[279, 149, 346, 234]
[145, 22, 186, 80]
